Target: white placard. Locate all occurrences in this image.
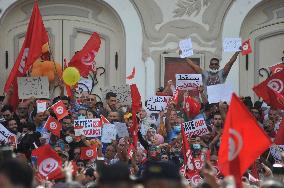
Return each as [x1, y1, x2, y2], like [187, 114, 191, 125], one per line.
[182, 117, 209, 137]
[223, 38, 242, 52]
[114, 122, 129, 138]
[146, 96, 171, 112]
[74, 119, 102, 138]
[179, 38, 194, 58]
[101, 124, 117, 143]
[17, 77, 49, 99]
[102, 84, 131, 106]
[77, 78, 93, 93]
[176, 74, 202, 90]
[37, 101, 47, 113]
[207, 83, 233, 104]
[0, 123, 16, 143]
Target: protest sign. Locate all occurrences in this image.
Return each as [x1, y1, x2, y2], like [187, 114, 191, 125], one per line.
[77, 78, 93, 93]
[146, 96, 171, 112]
[270, 145, 284, 161]
[207, 83, 233, 104]
[17, 77, 49, 99]
[179, 38, 193, 58]
[114, 122, 129, 138]
[101, 124, 117, 143]
[102, 84, 131, 106]
[223, 38, 242, 52]
[176, 74, 202, 90]
[74, 119, 102, 138]
[37, 100, 47, 113]
[0, 123, 16, 143]
[182, 117, 209, 137]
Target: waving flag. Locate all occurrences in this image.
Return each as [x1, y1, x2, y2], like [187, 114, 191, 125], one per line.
[80, 145, 97, 160]
[68, 32, 101, 77]
[31, 144, 63, 180]
[269, 63, 284, 75]
[130, 84, 141, 148]
[4, 1, 49, 108]
[44, 116, 62, 137]
[218, 94, 271, 188]
[241, 39, 252, 56]
[50, 100, 68, 120]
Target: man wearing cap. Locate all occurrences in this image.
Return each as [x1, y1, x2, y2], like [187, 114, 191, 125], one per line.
[141, 161, 183, 188]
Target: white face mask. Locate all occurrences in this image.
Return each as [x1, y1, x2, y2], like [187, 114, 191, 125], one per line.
[209, 68, 219, 74]
[65, 136, 73, 143]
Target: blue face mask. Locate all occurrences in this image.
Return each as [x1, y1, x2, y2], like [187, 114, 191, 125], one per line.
[192, 144, 201, 150]
[78, 115, 86, 120]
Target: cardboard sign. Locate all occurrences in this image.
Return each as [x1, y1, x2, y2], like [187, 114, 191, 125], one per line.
[74, 119, 102, 138]
[182, 117, 209, 137]
[17, 77, 49, 99]
[101, 124, 117, 143]
[0, 123, 16, 143]
[179, 38, 193, 58]
[223, 37, 242, 52]
[270, 145, 284, 161]
[207, 83, 233, 104]
[176, 74, 202, 90]
[102, 84, 131, 106]
[146, 96, 171, 112]
[77, 78, 93, 93]
[114, 122, 129, 138]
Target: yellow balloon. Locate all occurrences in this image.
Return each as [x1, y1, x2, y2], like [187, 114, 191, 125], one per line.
[62, 67, 80, 86]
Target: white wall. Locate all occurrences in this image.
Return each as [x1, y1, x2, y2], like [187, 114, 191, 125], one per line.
[222, 0, 262, 95]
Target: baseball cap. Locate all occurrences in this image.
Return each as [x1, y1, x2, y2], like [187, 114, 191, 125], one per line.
[139, 161, 181, 182]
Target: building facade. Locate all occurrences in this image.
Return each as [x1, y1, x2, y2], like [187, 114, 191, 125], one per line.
[0, 0, 283, 102]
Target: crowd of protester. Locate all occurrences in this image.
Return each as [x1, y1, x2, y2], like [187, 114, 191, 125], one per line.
[0, 55, 284, 188]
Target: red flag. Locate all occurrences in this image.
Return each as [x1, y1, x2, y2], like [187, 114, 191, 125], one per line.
[241, 39, 252, 56]
[50, 100, 68, 120]
[181, 123, 191, 167]
[68, 32, 101, 77]
[173, 89, 179, 105]
[267, 88, 284, 110]
[218, 93, 272, 188]
[4, 1, 49, 108]
[183, 96, 201, 119]
[275, 118, 284, 145]
[31, 144, 63, 180]
[253, 70, 284, 103]
[44, 116, 62, 137]
[80, 145, 97, 160]
[269, 63, 284, 75]
[128, 144, 135, 160]
[130, 84, 141, 148]
[126, 67, 136, 80]
[100, 114, 110, 124]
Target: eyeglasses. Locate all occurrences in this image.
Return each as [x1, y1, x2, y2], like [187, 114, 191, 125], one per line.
[87, 98, 96, 102]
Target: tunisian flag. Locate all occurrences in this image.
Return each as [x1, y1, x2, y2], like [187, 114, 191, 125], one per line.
[4, 1, 49, 108]
[68, 32, 101, 77]
[80, 145, 97, 160]
[218, 94, 271, 188]
[31, 144, 63, 180]
[44, 116, 62, 137]
[253, 69, 284, 103]
[50, 100, 68, 120]
[130, 84, 141, 148]
[269, 63, 284, 75]
[267, 88, 284, 110]
[183, 96, 201, 119]
[241, 39, 252, 56]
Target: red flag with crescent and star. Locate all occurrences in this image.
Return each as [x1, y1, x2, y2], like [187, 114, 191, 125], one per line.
[44, 116, 62, 137]
[50, 100, 69, 120]
[241, 39, 252, 56]
[4, 1, 49, 109]
[68, 32, 101, 77]
[31, 144, 63, 180]
[269, 63, 284, 75]
[218, 93, 272, 188]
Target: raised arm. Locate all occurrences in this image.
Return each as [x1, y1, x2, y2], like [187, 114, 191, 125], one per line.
[223, 51, 240, 76]
[186, 58, 203, 74]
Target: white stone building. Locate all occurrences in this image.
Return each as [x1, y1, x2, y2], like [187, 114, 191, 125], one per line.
[0, 0, 283, 102]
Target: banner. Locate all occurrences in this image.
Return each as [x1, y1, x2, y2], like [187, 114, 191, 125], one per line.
[74, 118, 102, 138]
[17, 77, 49, 99]
[101, 124, 117, 143]
[207, 83, 233, 104]
[182, 117, 209, 137]
[176, 74, 202, 90]
[223, 37, 242, 52]
[114, 122, 129, 138]
[0, 123, 16, 143]
[179, 38, 193, 58]
[146, 96, 171, 112]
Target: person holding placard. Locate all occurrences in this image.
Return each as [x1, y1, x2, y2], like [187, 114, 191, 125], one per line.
[186, 51, 240, 86]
